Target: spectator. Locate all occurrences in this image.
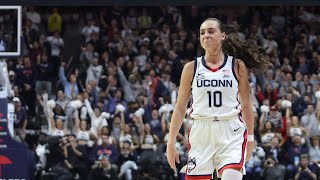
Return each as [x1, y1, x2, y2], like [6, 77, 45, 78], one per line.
[119, 123, 141, 150]
[63, 134, 89, 180]
[5, 6, 320, 180]
[301, 104, 319, 137]
[117, 141, 138, 180]
[55, 90, 70, 112]
[264, 136, 286, 165]
[89, 155, 119, 180]
[90, 134, 119, 165]
[39, 93, 69, 136]
[259, 105, 283, 130]
[245, 139, 266, 180]
[18, 56, 36, 116]
[46, 31, 64, 73]
[139, 123, 159, 164]
[306, 135, 320, 172]
[82, 19, 100, 43]
[25, 6, 41, 32]
[73, 109, 97, 146]
[261, 69, 280, 91]
[83, 93, 109, 136]
[259, 120, 284, 149]
[257, 83, 279, 106]
[138, 8, 152, 29]
[294, 154, 317, 180]
[261, 155, 286, 180]
[35, 52, 53, 96]
[86, 55, 102, 85]
[286, 135, 309, 179]
[47, 8, 62, 34]
[287, 116, 307, 141]
[148, 109, 166, 141]
[13, 97, 28, 142]
[59, 62, 79, 100]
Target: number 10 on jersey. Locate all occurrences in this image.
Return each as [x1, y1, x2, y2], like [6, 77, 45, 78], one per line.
[207, 91, 222, 107]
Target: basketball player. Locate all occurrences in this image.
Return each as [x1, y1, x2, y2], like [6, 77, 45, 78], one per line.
[166, 18, 269, 180]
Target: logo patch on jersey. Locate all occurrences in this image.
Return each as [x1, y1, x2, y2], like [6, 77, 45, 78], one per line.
[197, 72, 205, 80]
[187, 157, 197, 173]
[222, 69, 230, 78]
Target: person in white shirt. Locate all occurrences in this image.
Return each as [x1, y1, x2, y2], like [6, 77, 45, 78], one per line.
[81, 19, 100, 43]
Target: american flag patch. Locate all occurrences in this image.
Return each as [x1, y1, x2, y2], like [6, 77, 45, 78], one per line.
[222, 69, 230, 78]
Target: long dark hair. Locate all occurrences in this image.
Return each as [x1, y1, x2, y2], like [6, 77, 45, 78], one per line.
[203, 18, 269, 73]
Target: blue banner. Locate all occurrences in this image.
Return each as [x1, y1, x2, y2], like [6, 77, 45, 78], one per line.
[0, 98, 30, 180]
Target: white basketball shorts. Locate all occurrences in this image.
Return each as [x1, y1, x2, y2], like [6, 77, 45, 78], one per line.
[183, 114, 248, 180]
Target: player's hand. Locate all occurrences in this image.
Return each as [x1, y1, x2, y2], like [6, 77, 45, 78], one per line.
[246, 141, 254, 162]
[166, 143, 180, 172]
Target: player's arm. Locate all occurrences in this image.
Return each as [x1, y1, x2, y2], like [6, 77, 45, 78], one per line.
[235, 59, 254, 136]
[167, 61, 194, 145]
[236, 59, 255, 163]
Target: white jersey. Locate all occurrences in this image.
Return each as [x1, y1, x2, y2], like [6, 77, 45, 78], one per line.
[77, 130, 90, 141]
[51, 129, 65, 137]
[190, 55, 241, 119]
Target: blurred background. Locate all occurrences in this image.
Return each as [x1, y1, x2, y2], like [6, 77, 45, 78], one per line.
[3, 6, 320, 180]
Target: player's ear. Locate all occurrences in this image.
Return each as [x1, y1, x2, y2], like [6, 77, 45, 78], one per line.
[221, 32, 226, 40]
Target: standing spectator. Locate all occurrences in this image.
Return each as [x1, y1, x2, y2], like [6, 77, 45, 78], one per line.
[168, 50, 183, 86]
[295, 54, 310, 76]
[138, 8, 152, 29]
[148, 109, 166, 141]
[46, 31, 64, 74]
[79, 43, 95, 83]
[25, 6, 41, 32]
[292, 71, 306, 95]
[13, 97, 28, 142]
[86, 55, 102, 85]
[82, 19, 100, 43]
[73, 109, 98, 146]
[55, 90, 70, 112]
[18, 56, 36, 116]
[35, 52, 53, 96]
[306, 135, 320, 172]
[40, 93, 69, 137]
[148, 69, 170, 109]
[59, 62, 79, 100]
[47, 8, 62, 34]
[278, 72, 294, 98]
[301, 104, 319, 137]
[83, 93, 109, 137]
[116, 59, 136, 102]
[262, 69, 280, 91]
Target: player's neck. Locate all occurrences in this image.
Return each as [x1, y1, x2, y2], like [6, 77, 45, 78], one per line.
[205, 51, 224, 65]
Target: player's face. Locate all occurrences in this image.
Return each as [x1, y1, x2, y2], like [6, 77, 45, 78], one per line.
[199, 20, 226, 50]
